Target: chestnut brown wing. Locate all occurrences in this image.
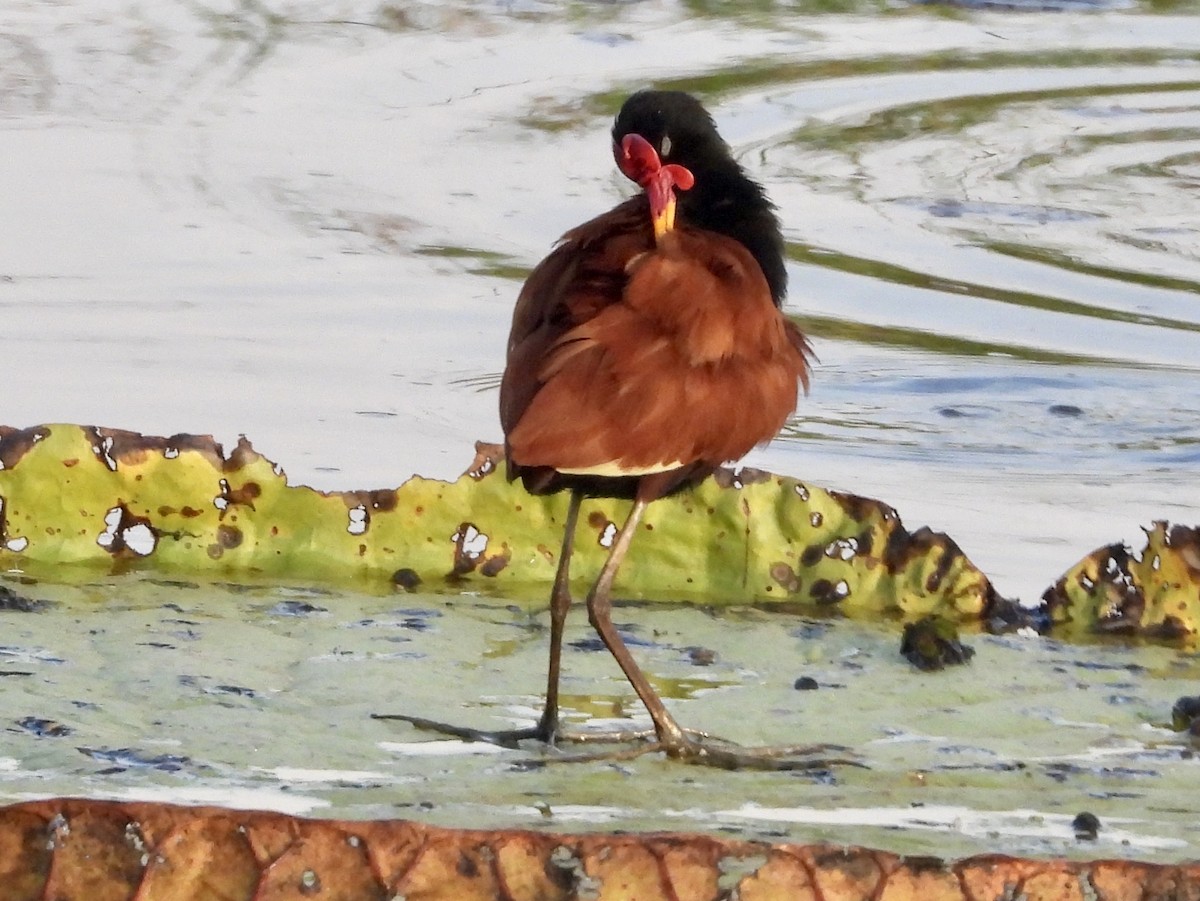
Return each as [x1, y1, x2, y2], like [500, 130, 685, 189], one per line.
[504, 226, 811, 484]
[500, 197, 652, 441]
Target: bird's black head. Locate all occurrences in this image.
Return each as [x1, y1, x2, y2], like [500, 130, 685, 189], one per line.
[611, 90, 788, 306]
[612, 90, 729, 173]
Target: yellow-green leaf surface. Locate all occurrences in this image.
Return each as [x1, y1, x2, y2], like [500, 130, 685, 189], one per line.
[1043, 521, 1200, 639]
[0, 424, 992, 619]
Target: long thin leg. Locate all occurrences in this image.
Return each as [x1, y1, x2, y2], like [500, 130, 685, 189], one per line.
[585, 497, 692, 752]
[578, 496, 862, 771]
[535, 489, 583, 741]
[373, 491, 583, 748]
[379, 492, 859, 770]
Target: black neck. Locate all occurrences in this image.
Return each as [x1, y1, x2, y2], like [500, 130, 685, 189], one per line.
[678, 158, 788, 307]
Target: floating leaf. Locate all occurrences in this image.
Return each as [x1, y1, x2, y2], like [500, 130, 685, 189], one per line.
[0, 798, 1195, 901]
[1042, 521, 1200, 640]
[0, 424, 997, 620]
[3, 424, 1196, 641]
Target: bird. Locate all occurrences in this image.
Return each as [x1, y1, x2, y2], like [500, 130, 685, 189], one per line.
[495, 90, 814, 766]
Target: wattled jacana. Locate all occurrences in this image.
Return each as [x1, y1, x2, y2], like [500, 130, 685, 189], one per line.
[393, 91, 819, 768]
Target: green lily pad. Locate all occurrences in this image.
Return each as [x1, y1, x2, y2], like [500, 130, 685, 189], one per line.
[1043, 521, 1200, 640]
[0, 424, 995, 620]
[5, 423, 1196, 642]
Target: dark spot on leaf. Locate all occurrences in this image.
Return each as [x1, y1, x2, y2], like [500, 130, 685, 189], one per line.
[882, 525, 966, 584]
[736, 466, 771, 485]
[457, 851, 479, 878]
[793, 676, 819, 691]
[1144, 615, 1189, 640]
[95, 503, 158, 558]
[216, 524, 243, 549]
[467, 442, 504, 480]
[224, 436, 261, 472]
[449, 522, 488, 577]
[770, 562, 801, 593]
[830, 489, 897, 526]
[226, 482, 261, 507]
[800, 545, 823, 568]
[925, 544, 955, 593]
[84, 427, 227, 469]
[344, 489, 398, 513]
[480, 553, 509, 577]
[904, 855, 948, 873]
[808, 579, 843, 605]
[854, 529, 874, 558]
[0, 426, 50, 469]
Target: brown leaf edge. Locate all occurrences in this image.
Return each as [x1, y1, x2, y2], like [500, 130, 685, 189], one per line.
[0, 798, 1195, 901]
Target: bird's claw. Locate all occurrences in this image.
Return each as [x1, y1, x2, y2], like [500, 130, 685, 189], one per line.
[662, 738, 864, 772]
[374, 712, 863, 772]
[370, 712, 553, 750]
[556, 735, 863, 771]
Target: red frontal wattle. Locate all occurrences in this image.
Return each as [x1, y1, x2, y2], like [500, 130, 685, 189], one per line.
[616, 134, 695, 190]
[615, 133, 695, 226]
[615, 133, 659, 185]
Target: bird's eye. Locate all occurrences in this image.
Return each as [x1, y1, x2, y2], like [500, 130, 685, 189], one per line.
[660, 135, 672, 158]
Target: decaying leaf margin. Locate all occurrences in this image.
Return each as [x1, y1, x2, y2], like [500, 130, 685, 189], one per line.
[2, 423, 1197, 641]
[0, 424, 998, 623]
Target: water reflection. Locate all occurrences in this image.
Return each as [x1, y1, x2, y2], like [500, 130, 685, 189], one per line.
[785, 357, 1200, 467]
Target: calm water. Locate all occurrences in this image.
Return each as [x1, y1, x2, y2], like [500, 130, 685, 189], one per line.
[2, 0, 1199, 859]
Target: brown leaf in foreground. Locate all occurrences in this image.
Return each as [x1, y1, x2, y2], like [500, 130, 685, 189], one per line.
[0, 799, 1196, 901]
